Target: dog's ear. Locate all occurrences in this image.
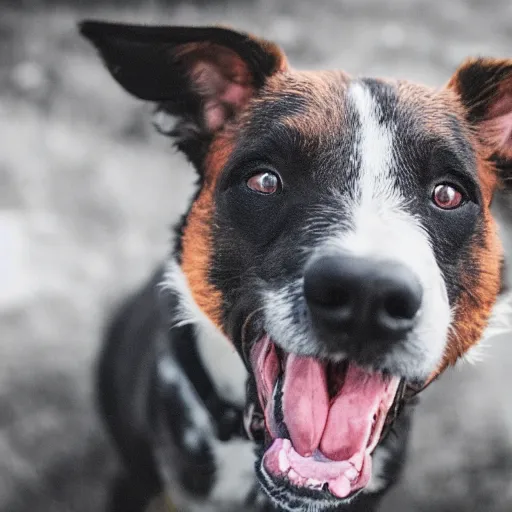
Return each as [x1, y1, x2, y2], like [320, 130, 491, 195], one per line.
[447, 58, 512, 162]
[448, 58, 512, 288]
[79, 21, 287, 166]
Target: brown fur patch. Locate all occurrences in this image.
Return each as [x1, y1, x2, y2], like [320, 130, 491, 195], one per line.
[396, 82, 470, 140]
[441, 215, 502, 370]
[254, 70, 350, 142]
[180, 135, 236, 330]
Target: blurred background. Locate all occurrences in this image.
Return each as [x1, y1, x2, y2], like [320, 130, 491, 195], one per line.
[1, 0, 512, 511]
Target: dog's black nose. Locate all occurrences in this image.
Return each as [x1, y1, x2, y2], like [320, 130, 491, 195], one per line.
[304, 254, 422, 342]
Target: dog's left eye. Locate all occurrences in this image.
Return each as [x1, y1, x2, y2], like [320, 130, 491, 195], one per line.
[247, 171, 280, 194]
[432, 183, 464, 209]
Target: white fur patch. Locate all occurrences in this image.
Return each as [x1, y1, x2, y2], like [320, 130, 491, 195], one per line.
[350, 82, 396, 215]
[161, 259, 247, 407]
[482, 293, 512, 340]
[157, 347, 212, 432]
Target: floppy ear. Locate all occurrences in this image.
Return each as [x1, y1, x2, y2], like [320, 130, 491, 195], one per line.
[448, 58, 512, 287]
[79, 21, 287, 167]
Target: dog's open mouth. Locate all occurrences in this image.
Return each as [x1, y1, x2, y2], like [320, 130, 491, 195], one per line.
[250, 335, 400, 499]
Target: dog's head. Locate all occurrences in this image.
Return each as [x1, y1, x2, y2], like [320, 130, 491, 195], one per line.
[81, 21, 512, 510]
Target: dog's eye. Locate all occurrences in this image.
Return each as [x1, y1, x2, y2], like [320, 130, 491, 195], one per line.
[247, 171, 280, 194]
[432, 183, 464, 209]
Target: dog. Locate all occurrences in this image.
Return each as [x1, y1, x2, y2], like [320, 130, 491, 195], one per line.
[80, 20, 512, 512]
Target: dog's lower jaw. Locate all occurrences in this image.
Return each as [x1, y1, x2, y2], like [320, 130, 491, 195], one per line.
[256, 405, 413, 512]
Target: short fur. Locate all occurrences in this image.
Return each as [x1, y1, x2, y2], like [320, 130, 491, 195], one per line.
[80, 21, 512, 512]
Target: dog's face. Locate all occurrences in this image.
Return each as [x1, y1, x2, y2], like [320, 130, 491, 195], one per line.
[82, 22, 512, 510]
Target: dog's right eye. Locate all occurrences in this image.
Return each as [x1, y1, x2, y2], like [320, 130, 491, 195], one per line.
[432, 183, 464, 210]
[246, 171, 280, 195]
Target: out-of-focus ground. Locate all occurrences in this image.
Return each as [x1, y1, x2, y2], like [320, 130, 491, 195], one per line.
[1, 1, 512, 511]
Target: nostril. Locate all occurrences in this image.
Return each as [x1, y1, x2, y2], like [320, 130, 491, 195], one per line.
[383, 291, 418, 321]
[303, 256, 357, 330]
[306, 288, 354, 326]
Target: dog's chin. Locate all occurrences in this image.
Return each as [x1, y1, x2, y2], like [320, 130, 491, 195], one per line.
[247, 335, 402, 509]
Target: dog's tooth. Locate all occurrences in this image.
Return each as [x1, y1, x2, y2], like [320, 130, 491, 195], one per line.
[306, 478, 323, 489]
[288, 469, 299, 481]
[329, 476, 351, 499]
[281, 438, 292, 450]
[345, 467, 358, 482]
[278, 446, 290, 473]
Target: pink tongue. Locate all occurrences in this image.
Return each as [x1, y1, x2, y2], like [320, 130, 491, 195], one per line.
[282, 355, 329, 457]
[283, 357, 390, 461]
[320, 365, 390, 460]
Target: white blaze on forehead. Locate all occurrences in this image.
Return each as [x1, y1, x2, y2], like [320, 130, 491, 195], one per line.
[343, 81, 407, 261]
[347, 81, 405, 254]
[349, 81, 396, 209]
